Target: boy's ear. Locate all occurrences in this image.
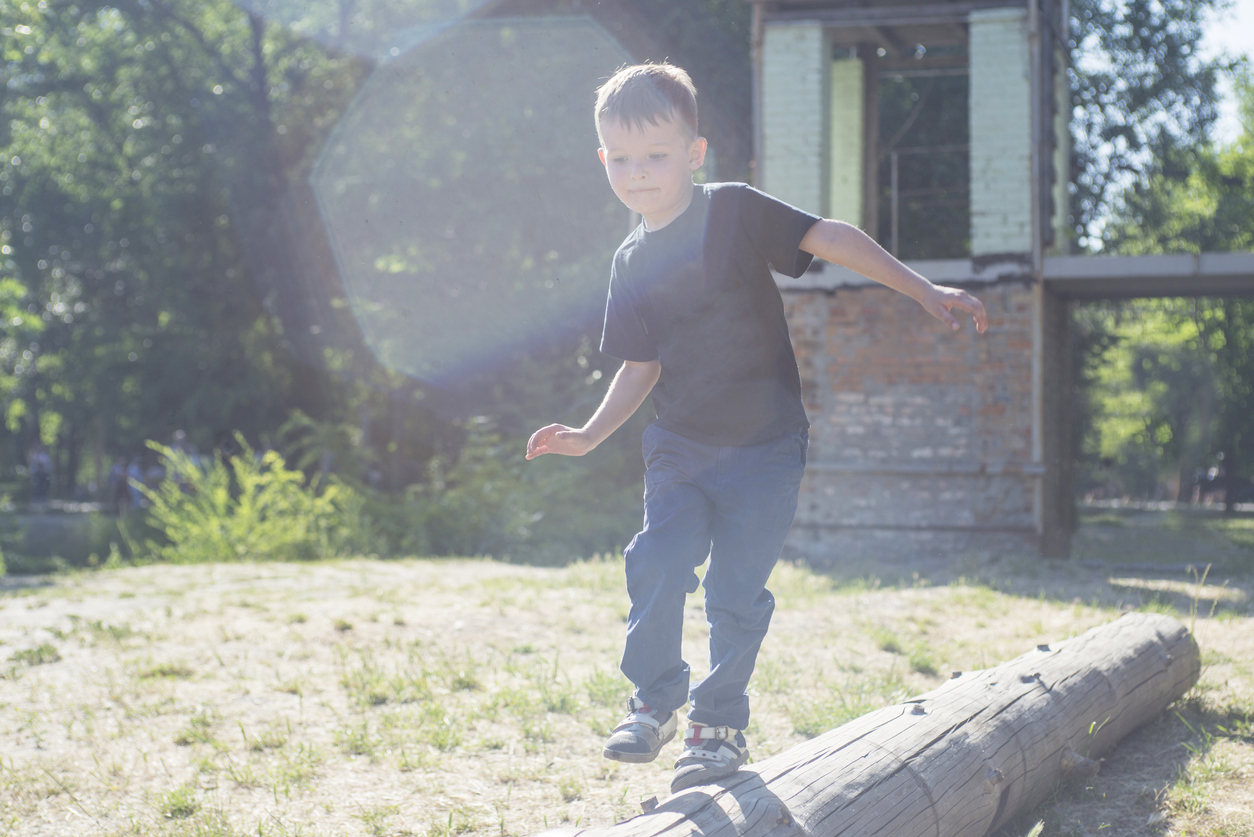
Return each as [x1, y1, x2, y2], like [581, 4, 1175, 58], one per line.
[598, 147, 607, 167]
[688, 136, 707, 171]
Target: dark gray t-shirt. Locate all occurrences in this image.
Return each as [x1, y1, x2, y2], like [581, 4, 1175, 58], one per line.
[600, 182, 820, 446]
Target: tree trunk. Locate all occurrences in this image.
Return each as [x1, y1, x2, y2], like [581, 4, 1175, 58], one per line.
[536, 612, 1199, 837]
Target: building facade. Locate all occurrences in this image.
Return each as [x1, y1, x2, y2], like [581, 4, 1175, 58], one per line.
[751, 0, 1254, 564]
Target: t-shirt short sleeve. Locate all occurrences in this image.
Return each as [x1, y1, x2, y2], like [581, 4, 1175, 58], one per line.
[600, 254, 657, 362]
[735, 185, 821, 279]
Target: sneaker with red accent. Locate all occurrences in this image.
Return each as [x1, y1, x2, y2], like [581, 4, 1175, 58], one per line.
[602, 696, 677, 763]
[670, 724, 749, 792]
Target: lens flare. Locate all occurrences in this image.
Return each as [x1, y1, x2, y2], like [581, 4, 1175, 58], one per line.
[231, 0, 491, 59]
[310, 17, 633, 390]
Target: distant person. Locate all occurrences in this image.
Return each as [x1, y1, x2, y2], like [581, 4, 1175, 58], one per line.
[28, 443, 51, 505]
[168, 430, 198, 494]
[108, 457, 130, 514]
[127, 458, 145, 508]
[525, 64, 987, 792]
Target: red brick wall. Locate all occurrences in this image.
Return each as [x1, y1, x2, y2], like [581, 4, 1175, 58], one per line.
[783, 281, 1040, 564]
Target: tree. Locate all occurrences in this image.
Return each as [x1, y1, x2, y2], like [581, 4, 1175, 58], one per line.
[0, 0, 399, 495]
[1074, 300, 1218, 501]
[1090, 73, 1254, 511]
[0, 0, 766, 562]
[1067, 0, 1231, 251]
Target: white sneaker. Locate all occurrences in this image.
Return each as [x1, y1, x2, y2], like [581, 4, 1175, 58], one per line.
[602, 696, 677, 763]
[670, 724, 749, 792]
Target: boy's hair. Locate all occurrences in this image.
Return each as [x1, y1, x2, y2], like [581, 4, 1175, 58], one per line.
[594, 63, 698, 144]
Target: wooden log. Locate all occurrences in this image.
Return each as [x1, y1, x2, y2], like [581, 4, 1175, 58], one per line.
[539, 612, 1199, 837]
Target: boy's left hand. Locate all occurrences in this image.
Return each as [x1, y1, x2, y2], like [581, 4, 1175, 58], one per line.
[921, 285, 988, 334]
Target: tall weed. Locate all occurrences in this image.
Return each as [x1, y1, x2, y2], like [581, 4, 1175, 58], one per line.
[391, 421, 641, 563]
[138, 437, 373, 563]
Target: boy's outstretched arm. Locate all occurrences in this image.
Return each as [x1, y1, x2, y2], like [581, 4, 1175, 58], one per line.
[525, 359, 662, 459]
[799, 220, 989, 334]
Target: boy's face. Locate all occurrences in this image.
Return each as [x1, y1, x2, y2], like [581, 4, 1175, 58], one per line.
[597, 115, 706, 231]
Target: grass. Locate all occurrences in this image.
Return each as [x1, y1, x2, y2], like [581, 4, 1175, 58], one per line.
[787, 668, 909, 737]
[7, 642, 61, 667]
[173, 711, 219, 747]
[140, 662, 194, 680]
[868, 625, 904, 654]
[159, 783, 200, 819]
[0, 512, 1250, 837]
[1075, 506, 1254, 573]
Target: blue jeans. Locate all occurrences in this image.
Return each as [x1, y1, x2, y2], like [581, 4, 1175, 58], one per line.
[620, 423, 808, 730]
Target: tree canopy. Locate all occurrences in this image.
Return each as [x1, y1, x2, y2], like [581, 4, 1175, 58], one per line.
[1065, 0, 1240, 251]
[1075, 73, 1254, 509]
[0, 0, 756, 561]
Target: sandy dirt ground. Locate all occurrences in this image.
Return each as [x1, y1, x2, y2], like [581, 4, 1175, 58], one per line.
[1, 548, 1251, 837]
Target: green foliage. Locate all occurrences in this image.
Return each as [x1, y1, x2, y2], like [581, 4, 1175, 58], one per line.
[1108, 73, 1254, 256]
[396, 419, 643, 562]
[8, 642, 61, 667]
[159, 782, 200, 819]
[1068, 0, 1231, 249]
[138, 437, 372, 563]
[0, 0, 367, 484]
[1075, 300, 1219, 498]
[1078, 76, 1254, 502]
[788, 670, 908, 738]
[0, 0, 743, 566]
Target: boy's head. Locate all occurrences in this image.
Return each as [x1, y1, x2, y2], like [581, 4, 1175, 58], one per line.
[594, 63, 698, 146]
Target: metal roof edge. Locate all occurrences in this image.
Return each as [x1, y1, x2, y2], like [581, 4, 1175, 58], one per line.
[1042, 252, 1254, 299]
[776, 257, 1033, 291]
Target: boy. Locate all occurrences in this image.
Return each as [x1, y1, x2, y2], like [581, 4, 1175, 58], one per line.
[525, 63, 987, 794]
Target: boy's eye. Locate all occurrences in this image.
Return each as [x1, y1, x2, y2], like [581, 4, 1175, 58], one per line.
[649, 153, 667, 159]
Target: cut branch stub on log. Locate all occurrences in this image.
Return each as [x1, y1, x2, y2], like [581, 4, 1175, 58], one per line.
[537, 612, 1200, 837]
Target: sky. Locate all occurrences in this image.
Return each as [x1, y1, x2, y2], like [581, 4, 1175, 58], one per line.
[1201, 0, 1254, 143]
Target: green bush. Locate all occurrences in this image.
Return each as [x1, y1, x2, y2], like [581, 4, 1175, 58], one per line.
[131, 418, 643, 566]
[138, 436, 375, 563]
[390, 421, 642, 563]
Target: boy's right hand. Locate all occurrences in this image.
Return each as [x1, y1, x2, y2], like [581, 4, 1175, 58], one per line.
[525, 424, 596, 459]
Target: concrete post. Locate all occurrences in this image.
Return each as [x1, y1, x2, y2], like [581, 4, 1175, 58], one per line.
[969, 7, 1033, 256]
[1040, 285, 1073, 557]
[828, 58, 863, 227]
[762, 22, 828, 216]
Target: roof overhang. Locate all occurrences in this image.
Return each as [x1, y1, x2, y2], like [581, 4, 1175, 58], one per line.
[746, 0, 1025, 54]
[777, 252, 1254, 299]
[1042, 253, 1254, 299]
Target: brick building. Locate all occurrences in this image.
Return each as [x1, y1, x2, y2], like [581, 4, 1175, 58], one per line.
[748, 0, 1254, 563]
[307, 0, 1254, 562]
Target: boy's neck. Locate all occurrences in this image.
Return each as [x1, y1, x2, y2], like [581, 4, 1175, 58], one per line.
[643, 180, 696, 232]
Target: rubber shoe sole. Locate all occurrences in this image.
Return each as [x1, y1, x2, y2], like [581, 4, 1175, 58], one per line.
[670, 746, 749, 792]
[602, 725, 676, 763]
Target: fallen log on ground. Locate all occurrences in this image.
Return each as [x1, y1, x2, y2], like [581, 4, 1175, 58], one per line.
[541, 611, 1200, 837]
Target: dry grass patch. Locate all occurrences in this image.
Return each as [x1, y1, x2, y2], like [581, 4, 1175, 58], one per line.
[0, 525, 1251, 837]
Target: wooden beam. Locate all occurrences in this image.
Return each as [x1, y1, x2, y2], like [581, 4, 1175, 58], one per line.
[530, 612, 1199, 837]
[760, 1, 1023, 28]
[874, 25, 909, 58]
[1044, 253, 1254, 299]
[1039, 285, 1073, 557]
[859, 42, 880, 241]
[776, 252, 1254, 298]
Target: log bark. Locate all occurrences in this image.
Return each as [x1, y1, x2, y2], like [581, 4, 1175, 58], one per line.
[540, 612, 1200, 837]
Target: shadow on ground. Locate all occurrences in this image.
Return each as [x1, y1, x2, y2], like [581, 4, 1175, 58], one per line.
[993, 693, 1254, 837]
[793, 506, 1254, 620]
[790, 505, 1254, 837]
